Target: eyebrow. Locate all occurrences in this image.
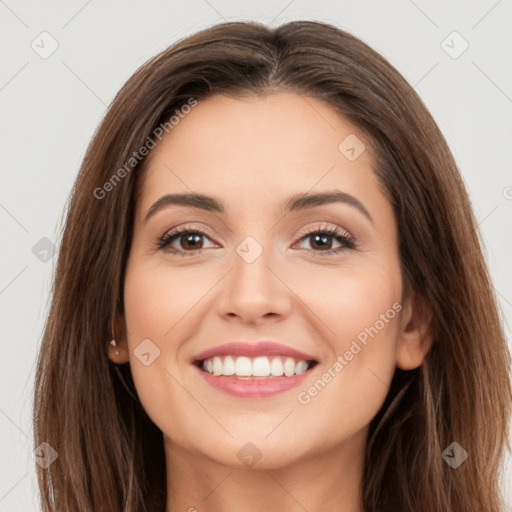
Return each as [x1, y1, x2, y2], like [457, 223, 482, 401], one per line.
[144, 190, 373, 223]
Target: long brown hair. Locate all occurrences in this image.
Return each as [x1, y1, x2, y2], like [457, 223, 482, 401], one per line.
[33, 20, 512, 511]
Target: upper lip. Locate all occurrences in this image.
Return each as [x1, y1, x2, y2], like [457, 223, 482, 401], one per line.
[192, 341, 318, 362]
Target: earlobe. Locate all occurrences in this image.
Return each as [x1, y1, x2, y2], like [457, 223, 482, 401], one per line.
[396, 294, 434, 370]
[108, 313, 130, 363]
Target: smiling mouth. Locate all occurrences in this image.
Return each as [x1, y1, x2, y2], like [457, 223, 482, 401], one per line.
[193, 355, 319, 379]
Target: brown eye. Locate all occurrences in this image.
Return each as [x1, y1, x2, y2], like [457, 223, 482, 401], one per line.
[307, 233, 336, 251]
[158, 228, 218, 255]
[295, 226, 355, 256]
[179, 233, 204, 250]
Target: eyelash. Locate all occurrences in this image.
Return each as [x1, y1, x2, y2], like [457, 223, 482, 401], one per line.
[156, 223, 356, 258]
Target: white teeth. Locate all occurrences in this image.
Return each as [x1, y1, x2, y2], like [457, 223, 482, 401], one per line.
[235, 356, 252, 376]
[283, 357, 296, 377]
[295, 360, 309, 375]
[252, 357, 271, 377]
[223, 355, 235, 376]
[270, 357, 284, 376]
[200, 355, 312, 378]
[212, 356, 223, 376]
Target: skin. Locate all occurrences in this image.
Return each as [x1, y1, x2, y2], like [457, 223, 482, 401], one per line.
[110, 92, 433, 512]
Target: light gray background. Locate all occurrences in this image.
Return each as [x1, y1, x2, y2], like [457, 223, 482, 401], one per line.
[1, 1, 511, 510]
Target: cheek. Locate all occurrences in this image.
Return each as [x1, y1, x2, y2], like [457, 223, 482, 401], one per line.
[121, 262, 197, 418]
[325, 274, 400, 353]
[124, 262, 201, 337]
[295, 264, 402, 429]
[302, 257, 401, 352]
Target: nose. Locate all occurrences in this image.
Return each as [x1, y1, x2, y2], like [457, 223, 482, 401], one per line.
[216, 241, 292, 325]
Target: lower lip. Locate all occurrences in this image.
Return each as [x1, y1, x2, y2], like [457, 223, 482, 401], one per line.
[193, 364, 314, 398]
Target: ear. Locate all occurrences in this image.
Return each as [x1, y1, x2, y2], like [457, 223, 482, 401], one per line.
[107, 311, 130, 364]
[396, 293, 434, 370]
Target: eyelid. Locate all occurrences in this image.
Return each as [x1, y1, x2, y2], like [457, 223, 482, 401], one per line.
[295, 222, 353, 241]
[156, 222, 221, 254]
[162, 223, 220, 242]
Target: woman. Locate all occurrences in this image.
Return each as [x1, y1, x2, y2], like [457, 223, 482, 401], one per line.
[33, 20, 512, 512]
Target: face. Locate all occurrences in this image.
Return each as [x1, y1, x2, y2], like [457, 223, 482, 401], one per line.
[116, 92, 429, 470]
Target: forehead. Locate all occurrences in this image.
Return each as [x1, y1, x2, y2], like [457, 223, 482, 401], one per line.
[137, 92, 385, 219]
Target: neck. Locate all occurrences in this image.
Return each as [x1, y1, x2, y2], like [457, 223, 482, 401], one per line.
[164, 429, 367, 512]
